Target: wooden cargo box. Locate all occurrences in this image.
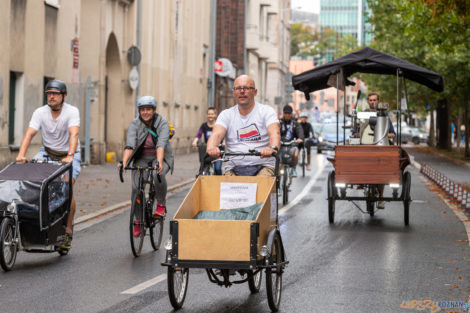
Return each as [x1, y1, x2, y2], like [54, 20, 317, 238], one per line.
[332, 145, 404, 185]
[172, 175, 277, 262]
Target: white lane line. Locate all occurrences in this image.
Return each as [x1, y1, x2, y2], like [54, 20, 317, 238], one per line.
[279, 161, 326, 215]
[121, 273, 166, 295]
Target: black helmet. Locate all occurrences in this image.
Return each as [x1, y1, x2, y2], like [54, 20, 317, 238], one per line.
[283, 105, 293, 113]
[45, 80, 67, 94]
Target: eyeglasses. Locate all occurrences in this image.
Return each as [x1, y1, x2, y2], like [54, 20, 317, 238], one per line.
[233, 86, 255, 92]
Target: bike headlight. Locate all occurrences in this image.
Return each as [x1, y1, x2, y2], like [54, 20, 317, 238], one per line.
[318, 136, 324, 142]
[6, 202, 17, 214]
[389, 183, 400, 189]
[259, 245, 270, 257]
[419, 134, 423, 138]
[164, 238, 173, 250]
[280, 168, 285, 175]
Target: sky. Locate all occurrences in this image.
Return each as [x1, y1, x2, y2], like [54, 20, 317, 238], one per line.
[291, 0, 320, 14]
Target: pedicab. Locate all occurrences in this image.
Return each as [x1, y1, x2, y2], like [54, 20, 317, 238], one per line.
[292, 47, 444, 225]
[0, 160, 73, 271]
[162, 151, 288, 312]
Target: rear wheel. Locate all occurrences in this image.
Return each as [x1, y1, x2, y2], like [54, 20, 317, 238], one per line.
[403, 172, 411, 226]
[248, 269, 262, 293]
[150, 216, 164, 250]
[266, 232, 283, 312]
[301, 149, 306, 177]
[0, 218, 17, 272]
[327, 171, 336, 224]
[168, 267, 189, 310]
[130, 193, 145, 257]
[366, 200, 375, 217]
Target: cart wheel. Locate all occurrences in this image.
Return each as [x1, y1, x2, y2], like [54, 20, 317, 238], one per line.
[130, 193, 145, 257]
[327, 171, 336, 224]
[403, 172, 411, 226]
[282, 168, 289, 205]
[248, 270, 262, 293]
[0, 218, 17, 272]
[366, 201, 375, 217]
[266, 232, 283, 312]
[168, 266, 189, 310]
[150, 216, 164, 250]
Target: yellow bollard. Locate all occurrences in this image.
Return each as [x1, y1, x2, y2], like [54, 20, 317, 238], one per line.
[106, 152, 116, 163]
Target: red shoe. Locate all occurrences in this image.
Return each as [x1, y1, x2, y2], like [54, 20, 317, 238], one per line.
[154, 204, 166, 217]
[133, 222, 141, 237]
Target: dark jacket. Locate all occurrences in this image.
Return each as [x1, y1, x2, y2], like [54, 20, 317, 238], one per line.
[125, 113, 174, 172]
[280, 119, 304, 141]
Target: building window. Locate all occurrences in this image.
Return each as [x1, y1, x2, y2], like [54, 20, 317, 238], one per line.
[9, 71, 25, 146]
[45, 0, 60, 9]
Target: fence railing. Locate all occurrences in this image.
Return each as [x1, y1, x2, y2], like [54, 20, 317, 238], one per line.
[420, 164, 470, 212]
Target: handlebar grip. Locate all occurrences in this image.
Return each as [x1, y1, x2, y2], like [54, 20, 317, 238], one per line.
[119, 161, 124, 183]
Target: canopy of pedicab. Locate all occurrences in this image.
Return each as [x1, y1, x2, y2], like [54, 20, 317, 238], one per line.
[292, 47, 444, 100]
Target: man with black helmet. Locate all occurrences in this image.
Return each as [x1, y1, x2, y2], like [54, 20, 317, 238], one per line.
[121, 96, 174, 238]
[280, 105, 304, 177]
[16, 79, 80, 250]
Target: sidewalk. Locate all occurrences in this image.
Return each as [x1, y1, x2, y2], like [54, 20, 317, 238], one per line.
[73, 152, 200, 219]
[405, 146, 470, 185]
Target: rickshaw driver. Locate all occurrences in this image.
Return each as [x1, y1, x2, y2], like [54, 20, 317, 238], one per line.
[280, 105, 304, 177]
[298, 112, 315, 170]
[207, 74, 280, 176]
[121, 96, 174, 237]
[16, 79, 80, 250]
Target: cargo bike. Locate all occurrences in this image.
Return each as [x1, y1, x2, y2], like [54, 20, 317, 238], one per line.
[162, 152, 289, 312]
[0, 161, 73, 271]
[292, 47, 444, 225]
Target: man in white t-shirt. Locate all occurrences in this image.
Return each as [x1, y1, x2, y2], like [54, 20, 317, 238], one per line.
[207, 75, 280, 176]
[16, 80, 80, 250]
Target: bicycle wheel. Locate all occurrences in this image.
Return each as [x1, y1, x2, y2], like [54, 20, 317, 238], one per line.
[301, 149, 306, 177]
[168, 266, 189, 309]
[403, 171, 411, 226]
[248, 269, 262, 293]
[327, 171, 335, 224]
[0, 218, 17, 272]
[266, 232, 283, 312]
[282, 168, 289, 205]
[129, 193, 145, 257]
[150, 216, 164, 250]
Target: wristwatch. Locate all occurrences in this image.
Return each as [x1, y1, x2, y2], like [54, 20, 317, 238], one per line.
[68, 152, 75, 157]
[270, 145, 279, 152]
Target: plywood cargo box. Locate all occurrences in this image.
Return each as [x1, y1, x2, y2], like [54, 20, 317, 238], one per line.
[170, 175, 277, 263]
[330, 145, 409, 185]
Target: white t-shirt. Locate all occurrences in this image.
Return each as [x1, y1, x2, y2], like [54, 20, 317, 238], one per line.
[216, 102, 279, 169]
[29, 103, 80, 152]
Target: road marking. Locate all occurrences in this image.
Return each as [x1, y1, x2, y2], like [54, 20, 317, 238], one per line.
[121, 273, 167, 295]
[279, 161, 326, 215]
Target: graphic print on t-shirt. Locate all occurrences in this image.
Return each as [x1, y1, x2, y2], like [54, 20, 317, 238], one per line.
[237, 123, 261, 142]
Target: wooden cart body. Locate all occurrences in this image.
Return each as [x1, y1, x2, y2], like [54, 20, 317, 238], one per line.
[329, 145, 409, 185]
[167, 175, 277, 269]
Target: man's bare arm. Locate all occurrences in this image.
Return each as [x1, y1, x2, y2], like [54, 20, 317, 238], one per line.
[16, 127, 38, 162]
[206, 124, 227, 158]
[261, 123, 280, 158]
[61, 126, 80, 163]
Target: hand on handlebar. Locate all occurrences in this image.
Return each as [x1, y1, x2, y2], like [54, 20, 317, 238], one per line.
[260, 147, 276, 158]
[206, 145, 220, 158]
[155, 160, 163, 174]
[16, 156, 27, 163]
[296, 138, 303, 143]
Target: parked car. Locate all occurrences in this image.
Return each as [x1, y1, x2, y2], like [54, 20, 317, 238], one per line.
[393, 123, 413, 144]
[409, 127, 429, 144]
[317, 123, 351, 154]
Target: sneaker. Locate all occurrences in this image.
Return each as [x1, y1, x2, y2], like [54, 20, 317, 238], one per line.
[306, 164, 311, 170]
[60, 233, 73, 250]
[154, 204, 166, 217]
[133, 222, 141, 237]
[377, 201, 385, 209]
[291, 168, 297, 177]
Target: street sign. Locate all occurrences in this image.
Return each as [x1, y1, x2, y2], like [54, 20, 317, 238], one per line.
[215, 58, 234, 77]
[129, 68, 139, 90]
[127, 46, 142, 66]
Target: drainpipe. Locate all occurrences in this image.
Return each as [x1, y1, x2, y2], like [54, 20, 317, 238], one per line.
[135, 0, 142, 115]
[208, 0, 217, 108]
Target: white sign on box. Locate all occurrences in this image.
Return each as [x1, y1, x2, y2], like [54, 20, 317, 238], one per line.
[220, 183, 257, 210]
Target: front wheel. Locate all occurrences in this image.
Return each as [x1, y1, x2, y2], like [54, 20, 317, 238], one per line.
[0, 218, 18, 272]
[403, 171, 411, 226]
[168, 267, 189, 310]
[282, 168, 289, 205]
[266, 232, 284, 312]
[150, 216, 164, 250]
[130, 193, 145, 257]
[248, 269, 262, 293]
[327, 171, 336, 224]
[301, 149, 306, 177]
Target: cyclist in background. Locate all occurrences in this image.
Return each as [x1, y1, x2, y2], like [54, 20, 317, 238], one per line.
[192, 107, 222, 175]
[121, 96, 174, 237]
[279, 105, 304, 177]
[298, 112, 315, 171]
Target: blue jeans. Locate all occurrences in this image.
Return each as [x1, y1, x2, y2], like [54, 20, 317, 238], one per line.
[33, 147, 81, 180]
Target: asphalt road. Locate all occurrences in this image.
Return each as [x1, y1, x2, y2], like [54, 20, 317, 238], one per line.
[1, 152, 469, 313]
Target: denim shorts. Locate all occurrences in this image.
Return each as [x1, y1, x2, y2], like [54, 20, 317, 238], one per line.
[33, 147, 81, 180]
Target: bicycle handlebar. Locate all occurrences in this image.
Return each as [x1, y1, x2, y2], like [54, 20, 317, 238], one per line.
[118, 161, 162, 183]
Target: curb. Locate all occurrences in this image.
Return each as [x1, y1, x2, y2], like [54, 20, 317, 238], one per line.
[74, 177, 196, 226]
